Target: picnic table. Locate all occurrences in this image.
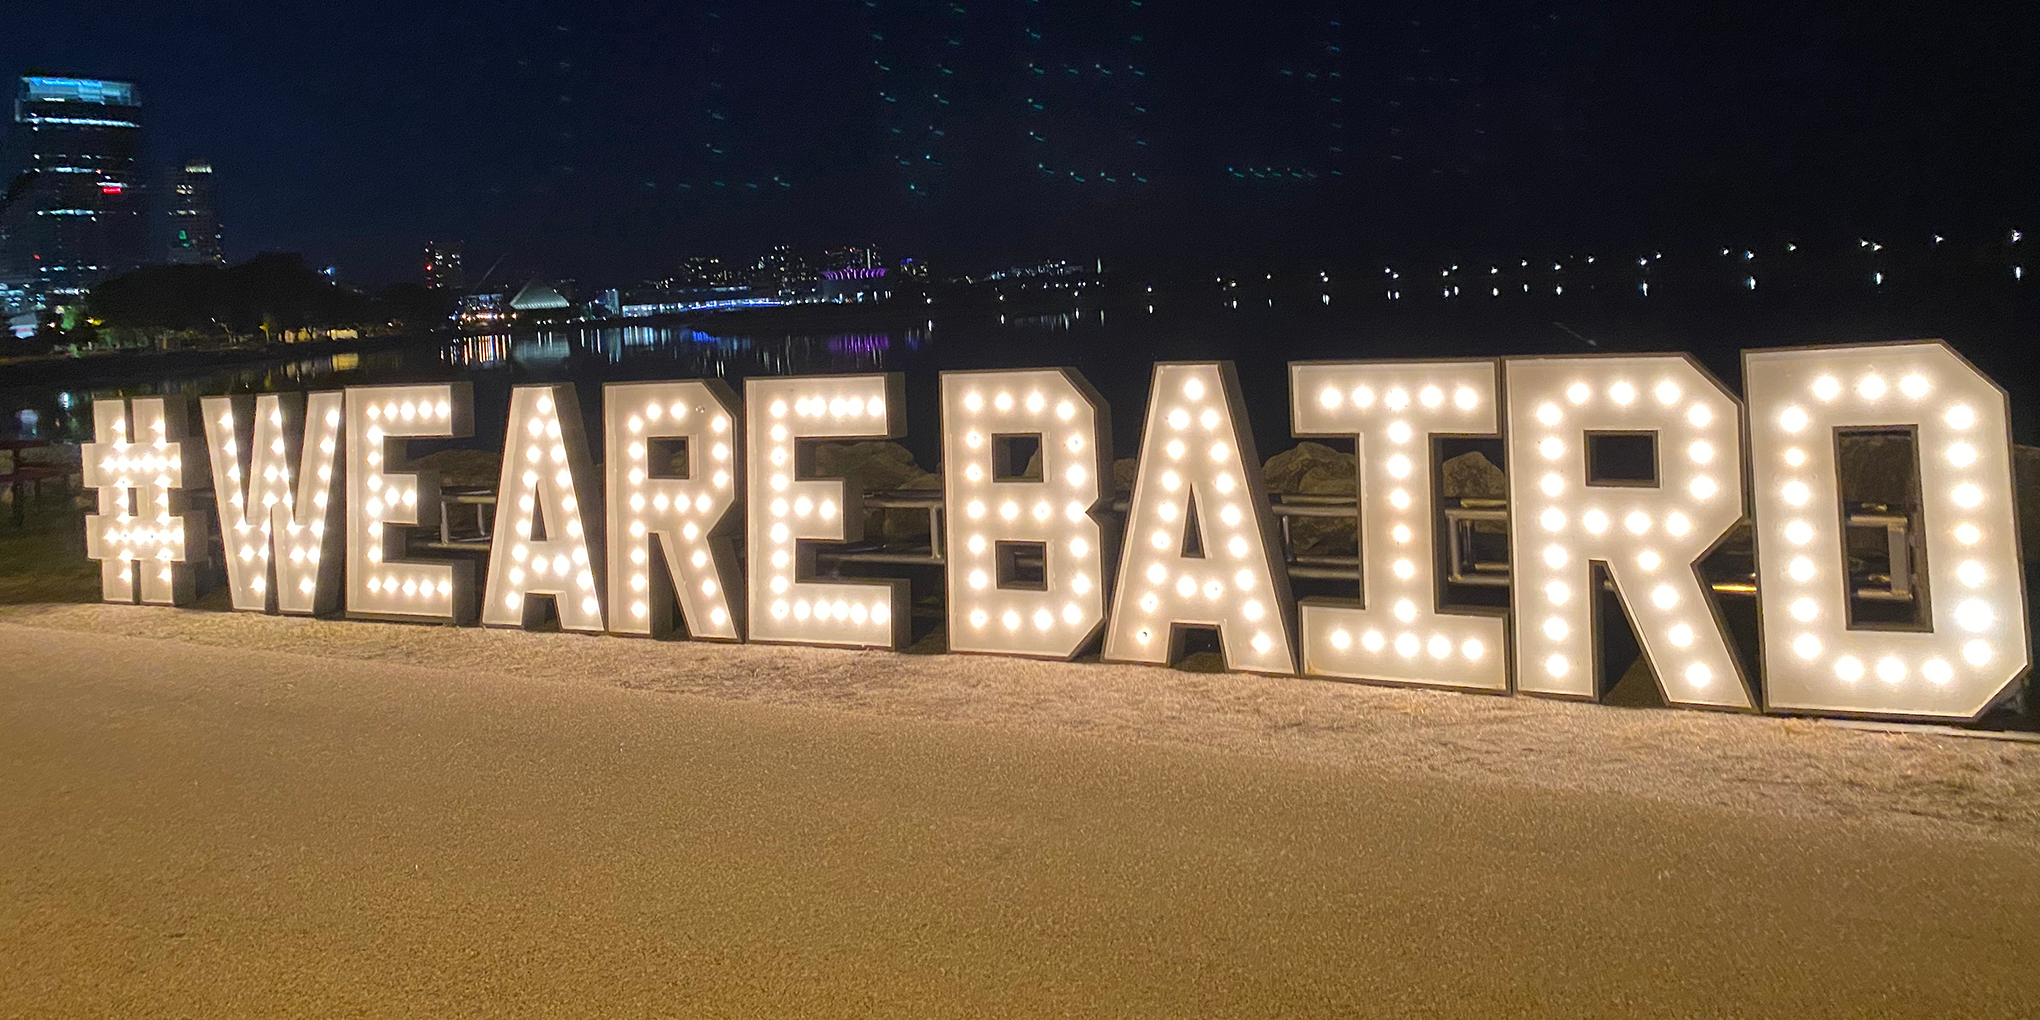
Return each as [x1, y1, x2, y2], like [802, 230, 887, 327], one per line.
[0, 439, 74, 525]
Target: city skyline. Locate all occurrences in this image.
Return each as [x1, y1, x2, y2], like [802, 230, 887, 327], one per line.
[163, 158, 223, 266]
[0, 74, 147, 297]
[1, 3, 2036, 287]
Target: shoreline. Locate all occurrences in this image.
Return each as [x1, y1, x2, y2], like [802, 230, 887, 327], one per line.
[0, 332, 438, 392]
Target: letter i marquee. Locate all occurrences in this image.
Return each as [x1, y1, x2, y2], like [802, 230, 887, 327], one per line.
[1290, 360, 1507, 691]
[76, 340, 2035, 728]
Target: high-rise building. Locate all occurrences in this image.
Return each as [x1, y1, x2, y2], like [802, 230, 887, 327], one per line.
[164, 159, 222, 265]
[747, 244, 815, 297]
[820, 244, 883, 273]
[673, 255, 731, 287]
[424, 240, 464, 290]
[0, 76, 146, 299]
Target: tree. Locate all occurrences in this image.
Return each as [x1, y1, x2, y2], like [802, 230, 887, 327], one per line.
[86, 253, 391, 341]
[377, 281, 455, 327]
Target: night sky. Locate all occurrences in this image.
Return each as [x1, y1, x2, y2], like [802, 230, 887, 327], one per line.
[7, 1, 2036, 284]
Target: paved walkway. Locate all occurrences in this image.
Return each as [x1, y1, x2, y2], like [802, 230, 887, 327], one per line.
[2, 623, 2037, 1017]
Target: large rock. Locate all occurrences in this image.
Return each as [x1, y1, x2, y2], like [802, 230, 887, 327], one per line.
[813, 441, 931, 494]
[812, 440, 939, 542]
[1835, 433, 1918, 507]
[412, 449, 502, 487]
[1262, 441, 1355, 496]
[1441, 451, 1506, 500]
[1261, 442, 1356, 557]
[1113, 458, 1138, 495]
[1836, 435, 2040, 562]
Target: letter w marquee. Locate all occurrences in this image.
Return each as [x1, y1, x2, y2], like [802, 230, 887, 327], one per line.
[81, 341, 2029, 723]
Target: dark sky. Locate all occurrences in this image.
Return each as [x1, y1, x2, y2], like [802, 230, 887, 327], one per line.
[7, 1, 2036, 285]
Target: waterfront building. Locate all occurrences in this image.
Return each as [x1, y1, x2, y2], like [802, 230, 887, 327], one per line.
[424, 240, 464, 290]
[821, 244, 884, 273]
[454, 292, 509, 329]
[0, 76, 146, 300]
[508, 279, 573, 314]
[164, 159, 222, 265]
[674, 255, 732, 287]
[747, 244, 818, 300]
[820, 245, 893, 302]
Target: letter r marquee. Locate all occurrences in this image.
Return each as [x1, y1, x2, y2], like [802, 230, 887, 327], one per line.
[75, 341, 2034, 726]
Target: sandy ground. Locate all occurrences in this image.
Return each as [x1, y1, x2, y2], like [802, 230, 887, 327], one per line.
[2, 606, 2039, 1016]
[6, 603, 2040, 846]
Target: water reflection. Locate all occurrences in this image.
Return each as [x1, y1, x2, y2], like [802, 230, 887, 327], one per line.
[0, 350, 410, 443]
[442, 323, 928, 379]
[6, 287, 2035, 458]
[1, 323, 936, 447]
[446, 334, 512, 367]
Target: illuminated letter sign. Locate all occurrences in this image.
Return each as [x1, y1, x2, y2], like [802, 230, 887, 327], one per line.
[345, 384, 475, 622]
[484, 384, 604, 630]
[200, 392, 346, 614]
[1290, 361, 1506, 690]
[1745, 342, 2029, 719]
[82, 396, 207, 605]
[604, 380, 743, 640]
[746, 374, 908, 648]
[1504, 356, 1753, 709]
[940, 368, 1112, 659]
[1104, 362, 1296, 673]
[76, 341, 2032, 727]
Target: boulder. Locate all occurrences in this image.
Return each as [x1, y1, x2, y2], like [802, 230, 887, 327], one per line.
[813, 440, 933, 494]
[1262, 441, 1355, 496]
[1441, 451, 1506, 500]
[812, 440, 940, 542]
[412, 449, 502, 487]
[1835, 433, 1917, 507]
[1113, 458, 1138, 495]
[1261, 442, 1357, 557]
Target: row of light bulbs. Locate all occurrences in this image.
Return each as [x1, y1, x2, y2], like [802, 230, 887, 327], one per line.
[83, 342, 2027, 722]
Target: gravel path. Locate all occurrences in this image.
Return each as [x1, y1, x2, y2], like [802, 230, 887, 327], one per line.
[3, 615, 2039, 1017]
[5, 603, 2038, 848]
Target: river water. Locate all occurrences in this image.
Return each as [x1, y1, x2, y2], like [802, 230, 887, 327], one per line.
[4, 274, 2036, 466]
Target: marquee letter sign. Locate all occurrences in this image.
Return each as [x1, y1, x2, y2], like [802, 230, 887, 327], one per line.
[1290, 360, 1507, 691]
[604, 380, 744, 641]
[1504, 356, 1753, 709]
[80, 340, 2031, 725]
[1104, 362, 1296, 674]
[345, 384, 475, 623]
[83, 396, 207, 605]
[200, 392, 346, 614]
[940, 368, 1113, 659]
[484, 384, 604, 631]
[1745, 342, 2029, 719]
[745, 373, 909, 649]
